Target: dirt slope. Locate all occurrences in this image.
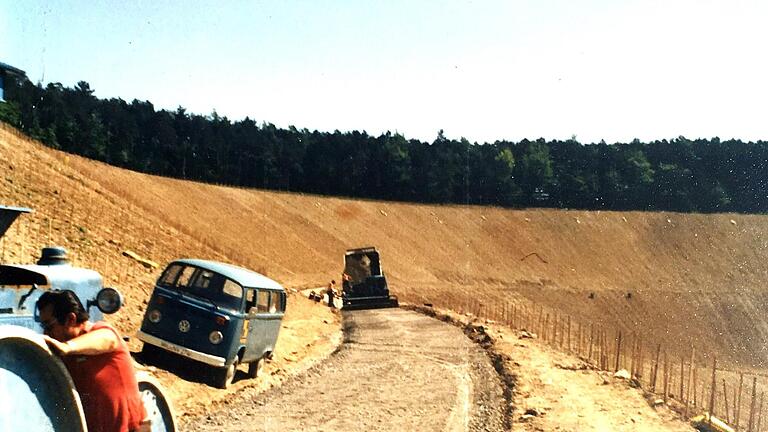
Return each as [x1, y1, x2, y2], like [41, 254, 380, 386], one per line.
[2, 123, 768, 424]
[2, 124, 767, 367]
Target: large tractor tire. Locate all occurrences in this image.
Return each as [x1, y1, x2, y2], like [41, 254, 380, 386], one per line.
[0, 325, 87, 431]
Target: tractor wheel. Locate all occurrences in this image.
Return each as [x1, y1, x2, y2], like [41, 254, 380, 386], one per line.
[137, 373, 176, 431]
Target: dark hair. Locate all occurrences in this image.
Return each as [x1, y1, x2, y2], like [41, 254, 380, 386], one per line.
[37, 290, 89, 324]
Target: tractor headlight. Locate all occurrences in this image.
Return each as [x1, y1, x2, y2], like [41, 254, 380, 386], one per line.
[148, 309, 162, 323]
[209, 331, 224, 344]
[96, 287, 123, 314]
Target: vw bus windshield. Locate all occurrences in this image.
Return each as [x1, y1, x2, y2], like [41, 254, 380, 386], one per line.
[158, 264, 243, 311]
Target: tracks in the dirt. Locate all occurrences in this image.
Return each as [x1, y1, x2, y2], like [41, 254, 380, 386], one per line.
[185, 308, 509, 431]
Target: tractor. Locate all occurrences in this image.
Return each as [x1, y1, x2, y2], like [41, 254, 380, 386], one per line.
[341, 246, 398, 310]
[0, 205, 176, 432]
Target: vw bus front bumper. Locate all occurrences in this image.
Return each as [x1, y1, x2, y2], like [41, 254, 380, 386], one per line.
[136, 331, 226, 367]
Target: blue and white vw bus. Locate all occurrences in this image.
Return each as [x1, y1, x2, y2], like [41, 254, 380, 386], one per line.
[137, 259, 286, 388]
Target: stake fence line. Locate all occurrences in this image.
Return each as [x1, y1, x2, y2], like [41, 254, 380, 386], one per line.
[401, 291, 768, 432]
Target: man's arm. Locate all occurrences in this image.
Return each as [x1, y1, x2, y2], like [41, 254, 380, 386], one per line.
[44, 328, 120, 356]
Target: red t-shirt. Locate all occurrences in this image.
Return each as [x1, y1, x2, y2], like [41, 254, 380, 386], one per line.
[63, 322, 147, 432]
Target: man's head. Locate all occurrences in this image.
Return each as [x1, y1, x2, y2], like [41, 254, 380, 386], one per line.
[36, 290, 89, 341]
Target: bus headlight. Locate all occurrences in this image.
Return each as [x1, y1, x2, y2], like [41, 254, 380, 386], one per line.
[209, 331, 223, 344]
[96, 288, 123, 314]
[148, 310, 162, 323]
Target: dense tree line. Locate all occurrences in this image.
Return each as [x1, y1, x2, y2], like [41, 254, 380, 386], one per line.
[1, 78, 766, 213]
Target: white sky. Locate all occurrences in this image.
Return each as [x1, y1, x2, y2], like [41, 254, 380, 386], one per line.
[2, 0, 767, 144]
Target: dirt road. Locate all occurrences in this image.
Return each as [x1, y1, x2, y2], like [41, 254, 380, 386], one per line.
[185, 308, 507, 431]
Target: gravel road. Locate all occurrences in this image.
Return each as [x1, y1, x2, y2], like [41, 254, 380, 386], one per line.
[186, 308, 507, 431]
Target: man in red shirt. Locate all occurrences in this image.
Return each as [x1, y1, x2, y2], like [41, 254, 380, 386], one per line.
[37, 290, 148, 432]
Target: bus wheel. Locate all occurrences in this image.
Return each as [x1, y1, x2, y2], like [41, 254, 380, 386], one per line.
[246, 358, 261, 379]
[215, 358, 238, 389]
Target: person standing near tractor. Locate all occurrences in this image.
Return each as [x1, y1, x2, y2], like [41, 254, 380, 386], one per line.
[326, 280, 337, 308]
[36, 290, 148, 432]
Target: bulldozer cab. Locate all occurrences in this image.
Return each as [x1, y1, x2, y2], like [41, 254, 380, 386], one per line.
[341, 247, 398, 310]
[344, 249, 380, 284]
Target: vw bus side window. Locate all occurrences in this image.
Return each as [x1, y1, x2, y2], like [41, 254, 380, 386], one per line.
[245, 290, 283, 314]
[269, 292, 285, 313]
[245, 289, 256, 313]
[256, 290, 270, 313]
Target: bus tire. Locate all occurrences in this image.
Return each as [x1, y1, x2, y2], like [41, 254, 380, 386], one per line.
[246, 358, 261, 379]
[214, 358, 238, 389]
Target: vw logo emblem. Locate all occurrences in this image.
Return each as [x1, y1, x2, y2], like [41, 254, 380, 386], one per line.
[178, 320, 191, 333]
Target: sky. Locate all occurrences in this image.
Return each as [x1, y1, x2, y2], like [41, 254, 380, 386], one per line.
[2, 0, 767, 144]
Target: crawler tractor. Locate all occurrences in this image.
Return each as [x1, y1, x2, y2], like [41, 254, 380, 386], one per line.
[341, 247, 398, 310]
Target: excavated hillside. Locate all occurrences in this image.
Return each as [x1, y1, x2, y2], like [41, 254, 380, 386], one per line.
[2, 123, 768, 375]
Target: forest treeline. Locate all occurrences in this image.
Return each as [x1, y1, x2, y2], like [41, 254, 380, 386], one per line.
[1, 78, 766, 213]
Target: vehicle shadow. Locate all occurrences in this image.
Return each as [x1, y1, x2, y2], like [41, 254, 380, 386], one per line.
[133, 347, 245, 387]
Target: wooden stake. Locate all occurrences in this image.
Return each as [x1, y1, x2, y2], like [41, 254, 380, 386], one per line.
[693, 363, 699, 407]
[68, 203, 75, 244]
[680, 354, 685, 405]
[685, 347, 695, 417]
[599, 328, 605, 370]
[722, 379, 730, 424]
[20, 216, 27, 263]
[577, 322, 582, 356]
[615, 330, 623, 372]
[553, 314, 559, 347]
[651, 344, 661, 393]
[756, 392, 764, 432]
[537, 306, 544, 335]
[663, 351, 670, 403]
[748, 376, 757, 432]
[588, 324, 594, 363]
[637, 337, 645, 383]
[513, 303, 519, 327]
[737, 373, 745, 429]
[567, 316, 571, 352]
[708, 357, 717, 427]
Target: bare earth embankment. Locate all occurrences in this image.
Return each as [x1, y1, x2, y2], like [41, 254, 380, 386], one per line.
[2, 124, 767, 429]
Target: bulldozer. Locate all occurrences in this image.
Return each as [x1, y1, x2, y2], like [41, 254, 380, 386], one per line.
[341, 247, 398, 310]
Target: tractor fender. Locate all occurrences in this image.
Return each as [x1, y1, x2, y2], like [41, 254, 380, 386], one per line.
[135, 370, 177, 432]
[0, 325, 87, 431]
